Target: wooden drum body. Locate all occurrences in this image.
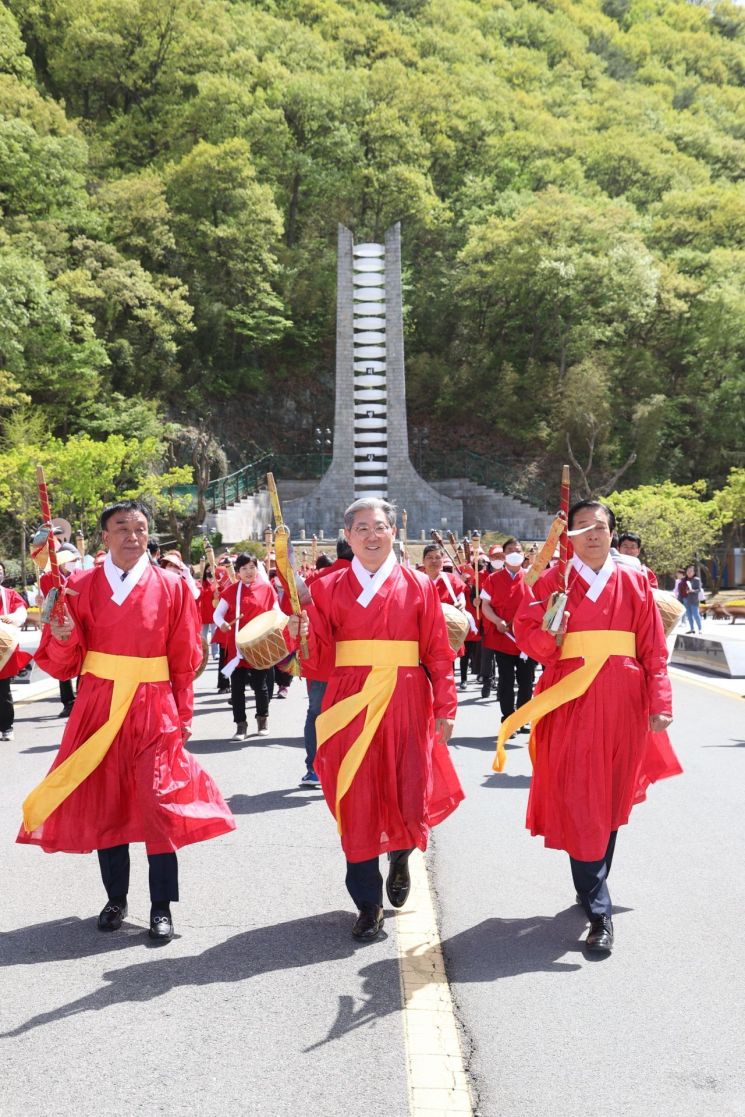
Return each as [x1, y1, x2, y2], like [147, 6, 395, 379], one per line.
[236, 609, 290, 670]
[441, 603, 470, 653]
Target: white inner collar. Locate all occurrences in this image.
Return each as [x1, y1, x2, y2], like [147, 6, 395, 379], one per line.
[104, 551, 150, 605]
[352, 552, 398, 608]
[572, 553, 615, 603]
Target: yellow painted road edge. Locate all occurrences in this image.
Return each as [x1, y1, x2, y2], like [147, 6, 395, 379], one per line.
[669, 667, 744, 701]
[395, 850, 474, 1116]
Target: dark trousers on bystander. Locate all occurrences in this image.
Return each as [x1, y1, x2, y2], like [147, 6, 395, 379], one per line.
[98, 844, 179, 904]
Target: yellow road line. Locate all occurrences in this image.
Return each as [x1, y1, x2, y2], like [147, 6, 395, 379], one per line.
[395, 851, 473, 1116]
[669, 668, 744, 701]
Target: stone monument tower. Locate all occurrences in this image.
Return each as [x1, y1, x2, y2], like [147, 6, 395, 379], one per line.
[284, 223, 462, 537]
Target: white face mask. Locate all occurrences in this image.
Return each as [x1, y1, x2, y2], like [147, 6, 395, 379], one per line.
[505, 552, 524, 569]
[491, 560, 505, 571]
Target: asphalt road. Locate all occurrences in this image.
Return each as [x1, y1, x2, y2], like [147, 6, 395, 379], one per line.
[1, 664, 409, 1117]
[2, 646, 743, 1116]
[432, 672, 745, 1117]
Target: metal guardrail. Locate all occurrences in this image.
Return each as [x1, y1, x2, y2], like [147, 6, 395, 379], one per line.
[200, 447, 554, 514]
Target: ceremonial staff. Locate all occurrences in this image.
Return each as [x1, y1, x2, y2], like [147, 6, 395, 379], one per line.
[35, 466, 66, 624]
[472, 531, 481, 620]
[527, 464, 571, 644]
[266, 472, 308, 658]
[448, 530, 466, 567]
[430, 528, 460, 567]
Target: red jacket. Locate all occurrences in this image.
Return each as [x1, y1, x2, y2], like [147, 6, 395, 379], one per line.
[480, 568, 528, 655]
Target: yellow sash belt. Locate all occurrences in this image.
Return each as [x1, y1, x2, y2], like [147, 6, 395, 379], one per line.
[22, 650, 170, 833]
[316, 640, 419, 834]
[492, 630, 636, 773]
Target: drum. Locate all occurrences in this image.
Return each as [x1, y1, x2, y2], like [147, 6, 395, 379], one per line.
[652, 590, 685, 637]
[441, 603, 470, 653]
[0, 622, 20, 672]
[236, 609, 290, 670]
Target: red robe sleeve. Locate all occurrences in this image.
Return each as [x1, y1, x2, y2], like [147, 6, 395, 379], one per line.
[417, 574, 458, 720]
[166, 576, 202, 730]
[633, 575, 673, 716]
[512, 568, 564, 667]
[33, 581, 87, 681]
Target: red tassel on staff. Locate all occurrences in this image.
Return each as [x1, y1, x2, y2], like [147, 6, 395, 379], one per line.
[558, 464, 571, 589]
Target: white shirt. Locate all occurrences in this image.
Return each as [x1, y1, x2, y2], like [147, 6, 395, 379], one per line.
[352, 552, 398, 608]
[572, 554, 615, 603]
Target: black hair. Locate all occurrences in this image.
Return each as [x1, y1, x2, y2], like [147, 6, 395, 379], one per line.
[502, 537, 521, 551]
[147, 539, 160, 556]
[423, 543, 444, 558]
[316, 553, 333, 569]
[336, 538, 354, 561]
[234, 552, 258, 572]
[618, 531, 641, 548]
[203, 565, 213, 580]
[101, 500, 151, 531]
[568, 499, 616, 532]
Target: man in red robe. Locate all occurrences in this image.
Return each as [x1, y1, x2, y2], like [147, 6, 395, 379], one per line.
[422, 543, 472, 663]
[617, 531, 659, 588]
[17, 500, 235, 943]
[213, 554, 279, 740]
[289, 498, 463, 941]
[501, 500, 680, 954]
[479, 538, 537, 721]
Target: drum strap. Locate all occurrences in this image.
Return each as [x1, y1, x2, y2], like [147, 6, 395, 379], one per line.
[492, 630, 636, 773]
[315, 640, 419, 835]
[22, 651, 170, 832]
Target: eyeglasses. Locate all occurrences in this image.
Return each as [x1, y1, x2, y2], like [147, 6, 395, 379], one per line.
[351, 523, 392, 538]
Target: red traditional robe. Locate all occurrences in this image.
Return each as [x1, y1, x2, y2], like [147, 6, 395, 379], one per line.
[513, 558, 681, 861]
[431, 570, 468, 657]
[305, 562, 464, 862]
[17, 563, 235, 854]
[216, 579, 279, 662]
[480, 567, 527, 655]
[0, 586, 31, 678]
[457, 566, 482, 644]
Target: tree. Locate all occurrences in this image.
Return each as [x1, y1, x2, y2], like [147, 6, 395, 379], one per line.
[607, 481, 721, 581]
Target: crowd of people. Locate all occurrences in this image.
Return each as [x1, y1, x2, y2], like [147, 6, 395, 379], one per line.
[2, 496, 688, 954]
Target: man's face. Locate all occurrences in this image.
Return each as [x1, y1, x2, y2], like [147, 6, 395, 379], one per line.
[423, 549, 444, 579]
[102, 512, 148, 570]
[571, 508, 612, 571]
[618, 539, 640, 558]
[238, 562, 257, 585]
[345, 510, 395, 572]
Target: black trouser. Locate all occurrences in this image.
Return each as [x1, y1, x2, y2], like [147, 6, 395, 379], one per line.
[98, 844, 179, 904]
[231, 665, 274, 722]
[479, 646, 496, 688]
[0, 677, 13, 732]
[217, 646, 229, 690]
[59, 679, 75, 706]
[493, 651, 536, 718]
[459, 641, 480, 684]
[274, 664, 293, 689]
[570, 831, 618, 919]
[345, 849, 413, 908]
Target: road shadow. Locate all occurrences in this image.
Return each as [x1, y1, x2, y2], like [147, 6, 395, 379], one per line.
[189, 736, 305, 755]
[19, 745, 60, 754]
[440, 907, 588, 978]
[451, 735, 522, 753]
[0, 915, 152, 968]
[226, 788, 323, 815]
[1, 910, 399, 1040]
[481, 773, 532, 789]
[702, 740, 745, 748]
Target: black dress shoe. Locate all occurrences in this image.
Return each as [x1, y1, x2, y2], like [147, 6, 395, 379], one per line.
[586, 915, 614, 953]
[386, 856, 411, 909]
[149, 910, 174, 942]
[97, 900, 127, 932]
[351, 903, 384, 940]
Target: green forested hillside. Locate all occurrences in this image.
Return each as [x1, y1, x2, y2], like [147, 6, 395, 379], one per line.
[1, 0, 744, 493]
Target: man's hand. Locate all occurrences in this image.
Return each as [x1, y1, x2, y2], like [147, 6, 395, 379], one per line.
[0, 615, 12, 624]
[495, 617, 509, 635]
[50, 610, 75, 643]
[649, 713, 673, 733]
[219, 620, 230, 633]
[287, 610, 309, 640]
[434, 717, 455, 745]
